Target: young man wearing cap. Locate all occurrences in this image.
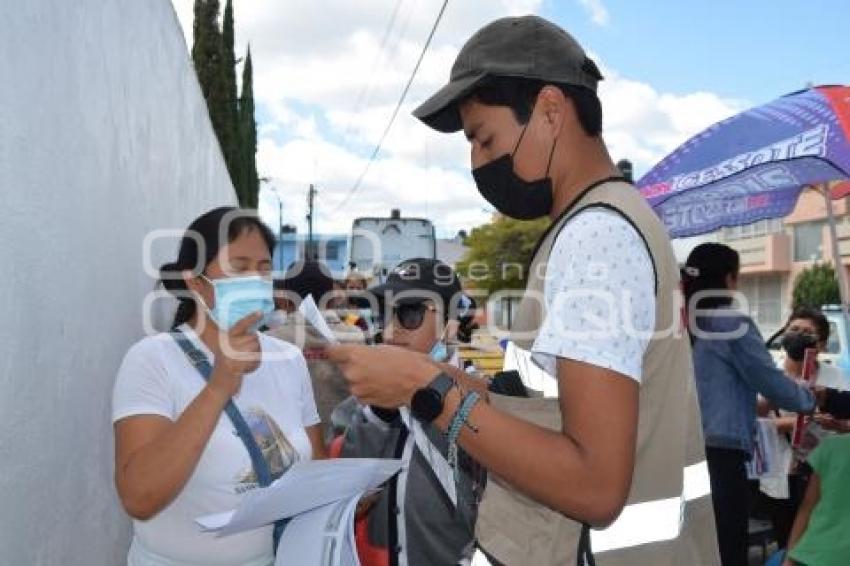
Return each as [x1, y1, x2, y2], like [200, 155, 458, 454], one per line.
[328, 15, 718, 565]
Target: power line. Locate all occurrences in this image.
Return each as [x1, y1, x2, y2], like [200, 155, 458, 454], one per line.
[341, 0, 406, 143]
[335, 0, 450, 210]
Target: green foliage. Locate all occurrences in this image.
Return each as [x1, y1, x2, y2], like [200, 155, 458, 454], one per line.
[792, 263, 841, 310]
[221, 0, 242, 200]
[456, 216, 550, 295]
[239, 47, 259, 209]
[192, 0, 258, 208]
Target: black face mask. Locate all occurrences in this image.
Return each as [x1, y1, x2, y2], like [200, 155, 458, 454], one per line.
[471, 119, 557, 220]
[781, 331, 818, 362]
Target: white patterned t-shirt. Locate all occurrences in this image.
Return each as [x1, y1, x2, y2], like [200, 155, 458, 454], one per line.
[531, 208, 656, 383]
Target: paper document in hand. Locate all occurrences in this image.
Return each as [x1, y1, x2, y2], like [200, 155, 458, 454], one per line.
[299, 294, 339, 344]
[275, 494, 361, 566]
[196, 458, 402, 537]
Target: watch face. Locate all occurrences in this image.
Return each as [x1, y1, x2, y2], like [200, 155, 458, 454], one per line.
[411, 388, 441, 422]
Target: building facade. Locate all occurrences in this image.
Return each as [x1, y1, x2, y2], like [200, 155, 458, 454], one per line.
[274, 233, 349, 276]
[718, 188, 850, 337]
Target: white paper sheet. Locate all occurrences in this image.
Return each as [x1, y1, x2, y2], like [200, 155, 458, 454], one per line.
[274, 494, 361, 566]
[299, 294, 339, 344]
[196, 458, 402, 537]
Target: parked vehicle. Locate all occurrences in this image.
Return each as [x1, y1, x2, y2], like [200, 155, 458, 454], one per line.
[348, 209, 436, 282]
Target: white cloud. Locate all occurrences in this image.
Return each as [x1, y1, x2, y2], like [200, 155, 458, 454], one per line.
[578, 0, 609, 26]
[170, 0, 746, 240]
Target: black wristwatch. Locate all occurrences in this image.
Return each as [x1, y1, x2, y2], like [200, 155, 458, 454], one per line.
[410, 372, 454, 423]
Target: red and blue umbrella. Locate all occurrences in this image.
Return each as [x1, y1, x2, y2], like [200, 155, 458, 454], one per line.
[637, 85, 850, 238]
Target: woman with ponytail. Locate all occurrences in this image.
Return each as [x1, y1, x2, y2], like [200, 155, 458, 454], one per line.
[684, 243, 815, 566]
[112, 207, 325, 566]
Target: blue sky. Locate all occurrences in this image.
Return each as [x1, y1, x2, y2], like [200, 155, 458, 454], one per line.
[544, 0, 849, 104]
[171, 0, 848, 239]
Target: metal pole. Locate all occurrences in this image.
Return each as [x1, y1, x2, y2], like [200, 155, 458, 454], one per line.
[306, 184, 315, 260]
[822, 183, 850, 310]
[278, 197, 283, 273]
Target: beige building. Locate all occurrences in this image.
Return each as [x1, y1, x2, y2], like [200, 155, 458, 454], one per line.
[718, 187, 850, 337]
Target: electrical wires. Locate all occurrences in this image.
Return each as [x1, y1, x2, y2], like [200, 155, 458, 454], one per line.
[335, 0, 450, 210]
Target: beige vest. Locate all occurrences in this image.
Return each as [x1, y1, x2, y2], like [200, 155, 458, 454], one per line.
[475, 180, 719, 565]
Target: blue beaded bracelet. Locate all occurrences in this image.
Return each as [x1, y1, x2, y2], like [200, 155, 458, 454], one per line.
[446, 391, 481, 481]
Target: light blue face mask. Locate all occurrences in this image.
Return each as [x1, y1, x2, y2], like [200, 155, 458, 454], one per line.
[427, 294, 474, 362]
[200, 274, 274, 331]
[429, 340, 448, 362]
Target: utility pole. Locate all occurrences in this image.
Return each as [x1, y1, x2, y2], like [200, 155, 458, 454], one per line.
[259, 177, 284, 272]
[616, 159, 634, 183]
[306, 184, 316, 260]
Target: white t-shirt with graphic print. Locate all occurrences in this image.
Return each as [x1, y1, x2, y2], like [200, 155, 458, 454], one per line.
[112, 324, 320, 566]
[531, 208, 656, 385]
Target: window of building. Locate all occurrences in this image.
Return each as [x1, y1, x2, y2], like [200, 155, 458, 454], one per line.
[722, 218, 783, 241]
[739, 275, 784, 336]
[793, 221, 825, 262]
[324, 241, 341, 261]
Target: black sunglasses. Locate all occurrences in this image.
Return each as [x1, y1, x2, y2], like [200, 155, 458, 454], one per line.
[390, 303, 438, 330]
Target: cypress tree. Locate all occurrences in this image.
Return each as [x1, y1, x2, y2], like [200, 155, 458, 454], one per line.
[191, 0, 241, 204]
[221, 0, 243, 204]
[191, 0, 221, 103]
[239, 46, 259, 209]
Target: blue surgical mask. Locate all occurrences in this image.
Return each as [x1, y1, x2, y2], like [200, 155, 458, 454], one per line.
[200, 275, 274, 331]
[429, 340, 448, 362]
[429, 321, 451, 362]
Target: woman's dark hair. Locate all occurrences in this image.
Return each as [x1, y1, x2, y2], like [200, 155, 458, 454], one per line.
[159, 206, 276, 328]
[468, 76, 603, 136]
[787, 306, 830, 343]
[682, 243, 740, 311]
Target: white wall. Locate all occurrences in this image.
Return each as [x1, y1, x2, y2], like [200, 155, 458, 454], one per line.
[0, 1, 237, 563]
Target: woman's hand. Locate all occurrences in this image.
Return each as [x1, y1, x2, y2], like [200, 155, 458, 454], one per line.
[208, 312, 263, 399]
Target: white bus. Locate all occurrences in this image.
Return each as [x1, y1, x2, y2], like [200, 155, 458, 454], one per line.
[349, 209, 436, 282]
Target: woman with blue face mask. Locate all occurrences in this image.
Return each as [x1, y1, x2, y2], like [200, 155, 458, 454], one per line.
[331, 258, 484, 566]
[112, 207, 326, 566]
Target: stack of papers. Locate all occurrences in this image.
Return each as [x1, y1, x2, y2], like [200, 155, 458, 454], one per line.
[196, 458, 403, 565]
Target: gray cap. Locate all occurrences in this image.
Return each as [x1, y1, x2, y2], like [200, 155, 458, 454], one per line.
[413, 15, 603, 133]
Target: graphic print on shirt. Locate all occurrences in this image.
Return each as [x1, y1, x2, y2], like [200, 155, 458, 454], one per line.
[234, 407, 299, 493]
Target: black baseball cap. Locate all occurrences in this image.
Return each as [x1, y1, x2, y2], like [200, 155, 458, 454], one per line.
[413, 15, 603, 133]
[368, 258, 463, 312]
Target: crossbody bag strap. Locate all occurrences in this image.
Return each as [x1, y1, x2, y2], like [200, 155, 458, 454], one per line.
[171, 330, 286, 551]
[577, 523, 596, 566]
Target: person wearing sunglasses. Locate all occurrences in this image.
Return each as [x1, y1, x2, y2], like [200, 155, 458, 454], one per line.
[332, 258, 483, 566]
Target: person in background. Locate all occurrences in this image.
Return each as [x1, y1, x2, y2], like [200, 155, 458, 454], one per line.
[814, 385, 850, 419]
[782, 433, 850, 566]
[344, 270, 369, 293]
[684, 243, 816, 566]
[267, 259, 366, 436]
[113, 207, 325, 566]
[279, 260, 337, 309]
[760, 307, 850, 549]
[342, 268, 375, 320]
[778, 307, 847, 389]
[335, 258, 483, 566]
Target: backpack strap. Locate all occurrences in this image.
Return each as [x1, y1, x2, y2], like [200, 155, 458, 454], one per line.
[171, 330, 287, 552]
